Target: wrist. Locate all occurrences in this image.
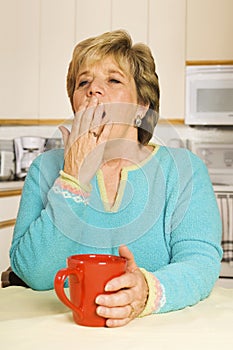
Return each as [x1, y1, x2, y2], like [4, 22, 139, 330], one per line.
[59, 170, 92, 193]
[138, 268, 166, 317]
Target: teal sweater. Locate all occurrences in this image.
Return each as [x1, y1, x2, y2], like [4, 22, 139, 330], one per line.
[10, 145, 222, 313]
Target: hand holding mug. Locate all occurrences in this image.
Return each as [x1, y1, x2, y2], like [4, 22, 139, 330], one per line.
[95, 245, 149, 328]
[54, 246, 148, 328]
[54, 253, 127, 327]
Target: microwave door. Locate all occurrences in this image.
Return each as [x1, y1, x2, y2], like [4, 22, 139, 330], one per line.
[185, 65, 233, 125]
[197, 87, 233, 113]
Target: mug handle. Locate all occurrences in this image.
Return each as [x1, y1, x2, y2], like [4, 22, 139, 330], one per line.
[54, 267, 84, 320]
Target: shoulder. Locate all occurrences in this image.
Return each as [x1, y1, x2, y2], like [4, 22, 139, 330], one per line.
[36, 148, 64, 162]
[32, 148, 64, 169]
[152, 145, 211, 188]
[156, 145, 207, 172]
[26, 148, 64, 186]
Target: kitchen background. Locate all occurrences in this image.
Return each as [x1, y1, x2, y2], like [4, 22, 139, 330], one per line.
[0, 0, 233, 286]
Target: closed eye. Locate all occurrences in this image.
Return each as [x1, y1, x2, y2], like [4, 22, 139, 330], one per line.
[109, 78, 121, 84]
[78, 80, 89, 87]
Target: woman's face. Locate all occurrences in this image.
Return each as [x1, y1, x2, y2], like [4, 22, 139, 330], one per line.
[72, 56, 144, 146]
[72, 55, 148, 160]
[73, 56, 138, 109]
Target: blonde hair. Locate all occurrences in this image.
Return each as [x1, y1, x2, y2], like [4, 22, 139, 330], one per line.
[67, 30, 160, 145]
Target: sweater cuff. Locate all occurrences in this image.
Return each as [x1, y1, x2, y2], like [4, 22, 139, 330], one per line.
[59, 170, 92, 193]
[52, 171, 91, 205]
[138, 268, 166, 317]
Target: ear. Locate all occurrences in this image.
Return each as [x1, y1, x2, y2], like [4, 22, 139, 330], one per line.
[136, 103, 150, 119]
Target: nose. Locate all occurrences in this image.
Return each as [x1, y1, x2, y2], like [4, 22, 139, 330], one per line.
[87, 78, 104, 97]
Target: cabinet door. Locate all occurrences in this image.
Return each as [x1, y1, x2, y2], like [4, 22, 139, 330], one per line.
[75, 0, 148, 55]
[111, 0, 148, 43]
[0, 195, 20, 273]
[149, 0, 186, 119]
[0, 226, 14, 272]
[186, 0, 233, 61]
[0, 196, 21, 222]
[39, 0, 75, 119]
[75, 0, 111, 42]
[0, 0, 40, 119]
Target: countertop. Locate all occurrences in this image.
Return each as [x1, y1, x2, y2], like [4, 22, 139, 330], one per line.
[0, 181, 24, 191]
[0, 285, 232, 350]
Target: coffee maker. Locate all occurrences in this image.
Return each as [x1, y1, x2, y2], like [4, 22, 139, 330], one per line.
[14, 137, 46, 179]
[0, 140, 15, 181]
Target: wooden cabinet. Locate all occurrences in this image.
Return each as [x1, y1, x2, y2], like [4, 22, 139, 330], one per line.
[1, 0, 186, 121]
[0, 0, 187, 121]
[0, 0, 40, 119]
[75, 0, 111, 42]
[75, 0, 186, 120]
[111, 0, 148, 43]
[0, 226, 15, 272]
[0, 190, 21, 273]
[149, 0, 186, 120]
[0, 0, 74, 120]
[2, 0, 232, 123]
[39, 0, 75, 119]
[0, 195, 21, 222]
[75, 0, 147, 44]
[186, 0, 233, 62]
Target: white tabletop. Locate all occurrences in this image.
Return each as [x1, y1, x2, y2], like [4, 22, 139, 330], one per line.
[0, 286, 232, 350]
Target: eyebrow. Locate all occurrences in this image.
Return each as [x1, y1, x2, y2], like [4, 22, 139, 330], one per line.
[77, 68, 126, 80]
[107, 69, 125, 77]
[76, 71, 90, 80]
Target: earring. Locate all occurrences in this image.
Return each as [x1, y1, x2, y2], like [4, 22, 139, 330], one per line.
[134, 115, 142, 127]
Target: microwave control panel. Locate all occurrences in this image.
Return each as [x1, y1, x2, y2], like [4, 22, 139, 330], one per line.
[188, 142, 233, 186]
[196, 146, 233, 169]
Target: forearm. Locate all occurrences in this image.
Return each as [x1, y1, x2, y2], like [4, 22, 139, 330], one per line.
[139, 240, 222, 316]
[10, 163, 91, 290]
[10, 211, 70, 290]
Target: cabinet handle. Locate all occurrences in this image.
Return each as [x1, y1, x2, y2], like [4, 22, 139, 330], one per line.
[0, 219, 16, 229]
[0, 189, 22, 197]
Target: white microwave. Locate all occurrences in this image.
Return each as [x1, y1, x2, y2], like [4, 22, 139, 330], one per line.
[185, 65, 233, 126]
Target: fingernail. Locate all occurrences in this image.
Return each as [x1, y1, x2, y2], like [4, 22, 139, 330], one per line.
[95, 295, 104, 304]
[105, 283, 113, 292]
[96, 306, 105, 316]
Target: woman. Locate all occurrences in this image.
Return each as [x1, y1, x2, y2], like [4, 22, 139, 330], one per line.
[10, 30, 222, 327]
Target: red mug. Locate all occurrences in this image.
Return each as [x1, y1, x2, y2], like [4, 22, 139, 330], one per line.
[54, 254, 127, 327]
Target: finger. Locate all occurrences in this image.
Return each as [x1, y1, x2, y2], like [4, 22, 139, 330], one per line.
[97, 122, 112, 143]
[96, 304, 131, 320]
[96, 287, 132, 307]
[75, 99, 89, 114]
[62, 115, 81, 153]
[69, 111, 82, 136]
[90, 102, 105, 131]
[67, 101, 89, 147]
[105, 272, 136, 293]
[70, 100, 89, 137]
[59, 126, 70, 147]
[119, 245, 138, 272]
[106, 318, 131, 328]
[106, 317, 131, 328]
[79, 96, 98, 136]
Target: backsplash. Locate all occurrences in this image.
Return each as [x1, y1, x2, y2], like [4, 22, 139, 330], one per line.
[0, 125, 63, 140]
[0, 123, 232, 148]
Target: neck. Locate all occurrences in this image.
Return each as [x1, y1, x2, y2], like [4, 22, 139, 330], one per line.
[102, 140, 154, 170]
